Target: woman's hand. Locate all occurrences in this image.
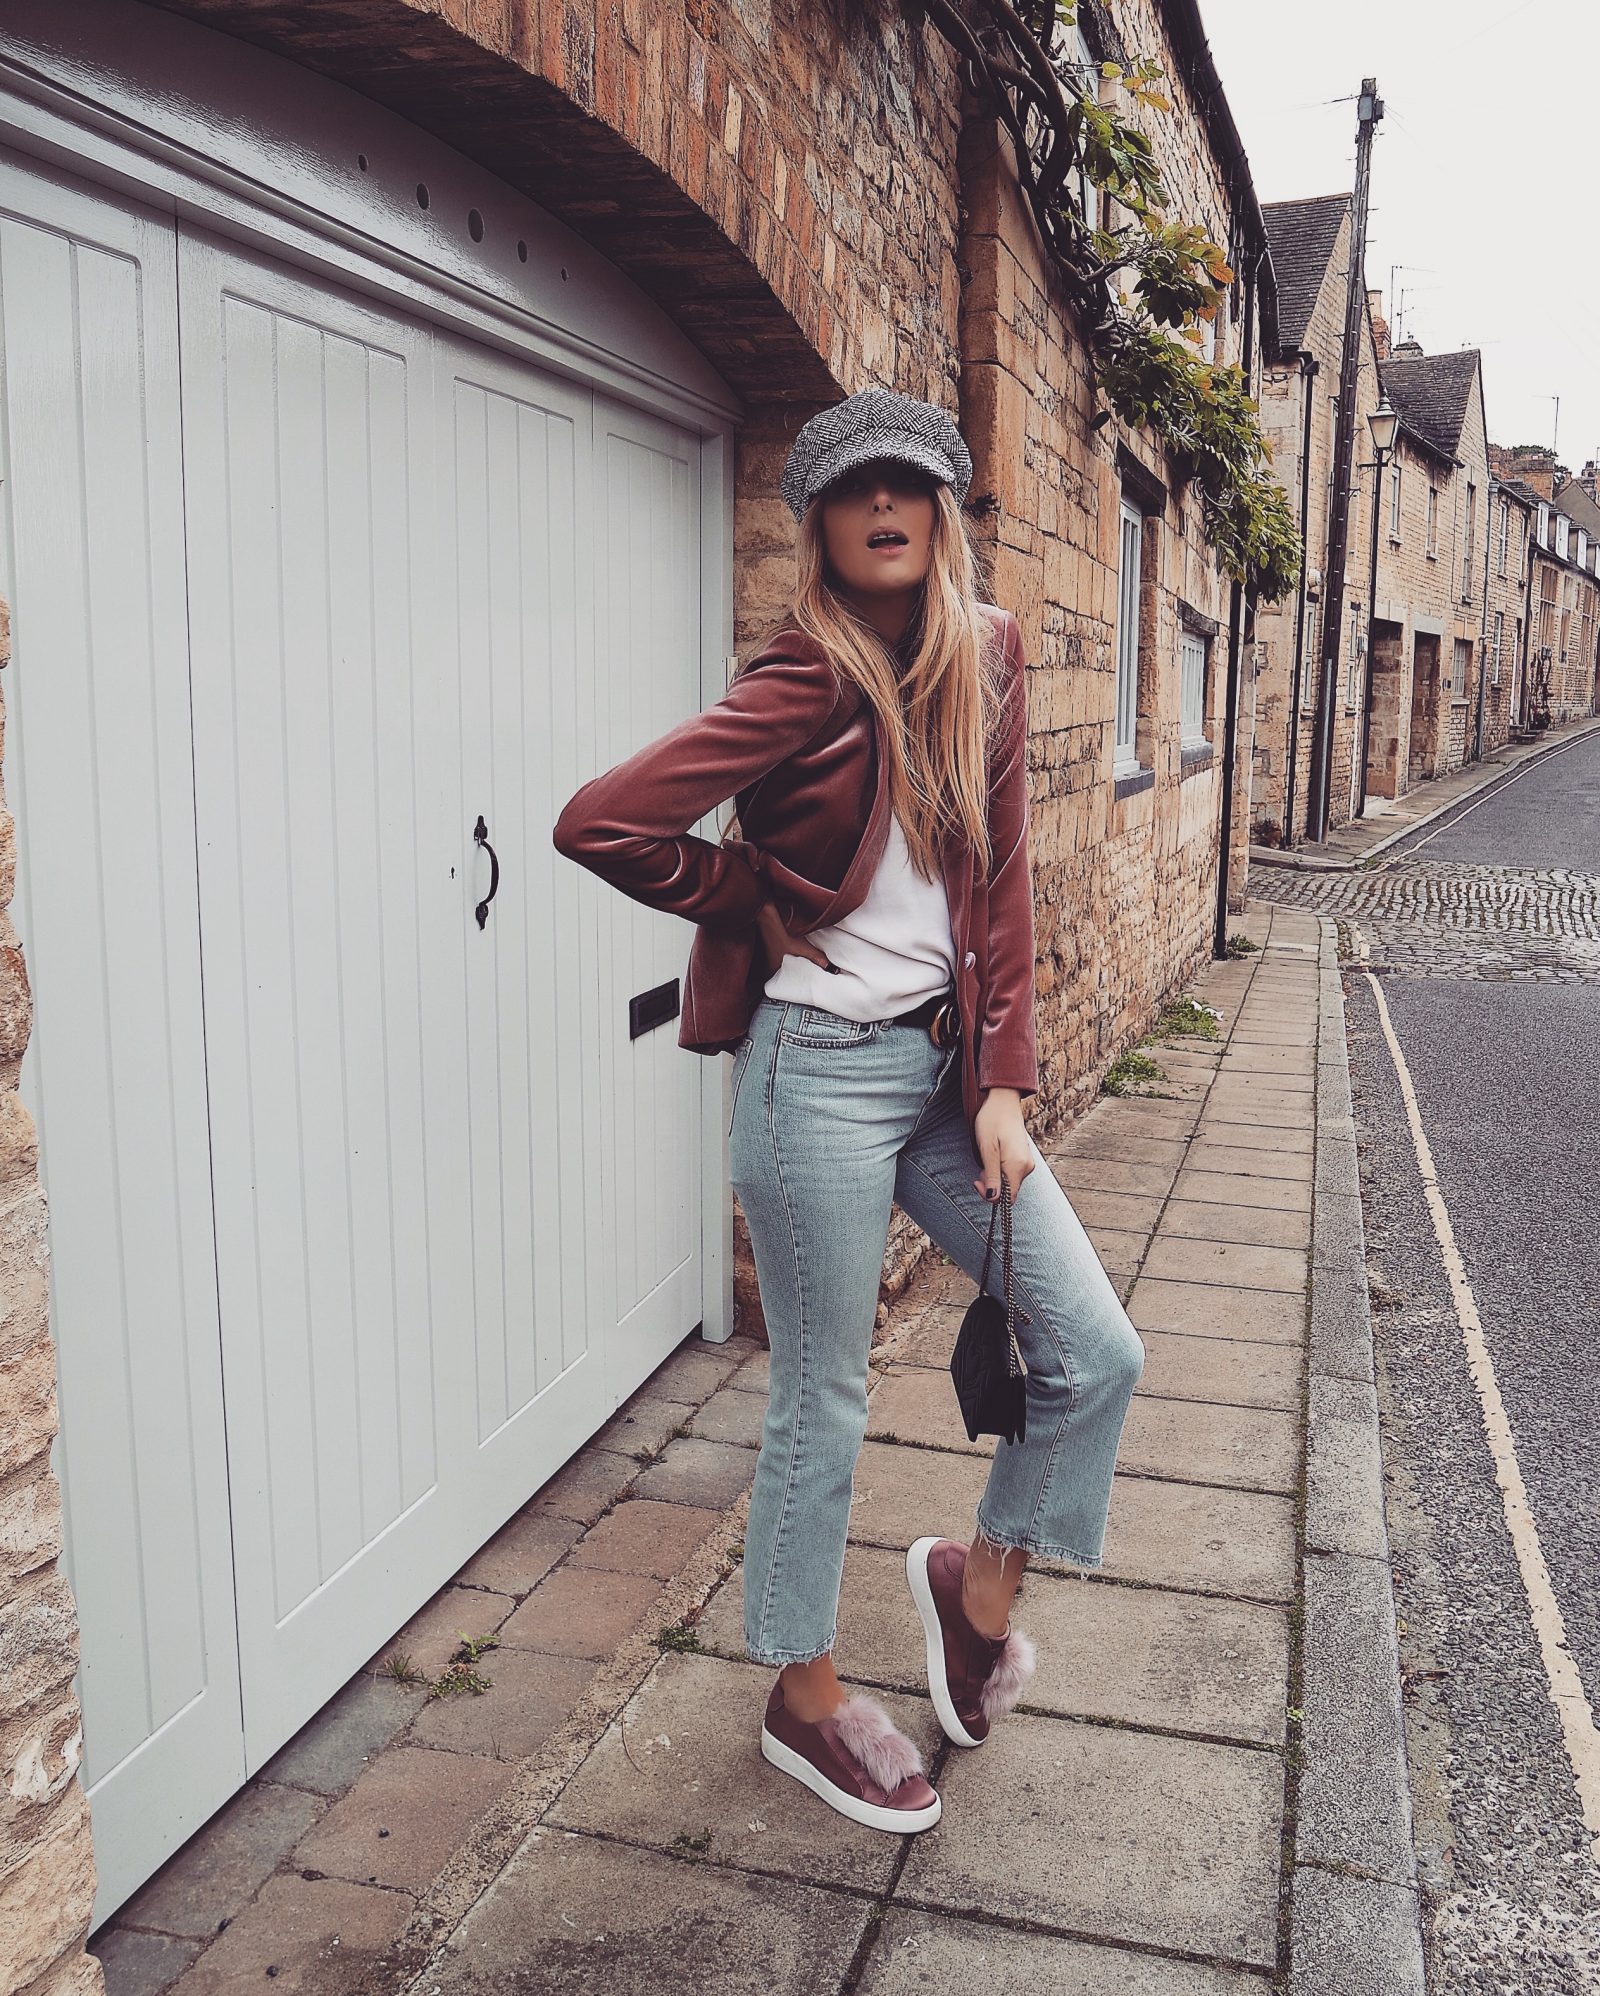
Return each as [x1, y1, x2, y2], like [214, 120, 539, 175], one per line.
[755, 899, 836, 979]
[973, 1087, 1034, 1204]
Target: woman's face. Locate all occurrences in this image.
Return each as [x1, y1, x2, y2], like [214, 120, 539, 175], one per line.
[817, 459, 938, 603]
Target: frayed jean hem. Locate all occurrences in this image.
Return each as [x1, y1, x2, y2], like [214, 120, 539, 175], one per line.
[744, 1628, 838, 1668]
[974, 1505, 1104, 1569]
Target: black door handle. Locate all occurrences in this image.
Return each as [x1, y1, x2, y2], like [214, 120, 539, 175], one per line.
[473, 815, 500, 929]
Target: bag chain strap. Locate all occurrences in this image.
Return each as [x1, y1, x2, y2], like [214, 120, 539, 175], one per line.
[977, 1177, 1029, 1380]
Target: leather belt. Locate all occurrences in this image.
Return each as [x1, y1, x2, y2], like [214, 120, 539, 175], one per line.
[890, 987, 961, 1047]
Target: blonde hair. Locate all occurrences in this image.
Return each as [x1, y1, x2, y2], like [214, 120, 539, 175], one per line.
[729, 481, 1006, 881]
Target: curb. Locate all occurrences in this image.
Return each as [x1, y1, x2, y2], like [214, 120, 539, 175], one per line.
[1290, 919, 1426, 1994]
[1252, 715, 1600, 876]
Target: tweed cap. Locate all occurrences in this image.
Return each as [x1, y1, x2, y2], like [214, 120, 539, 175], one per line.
[780, 385, 973, 522]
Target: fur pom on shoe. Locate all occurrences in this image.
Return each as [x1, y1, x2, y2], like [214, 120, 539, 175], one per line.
[830, 1695, 925, 1794]
[978, 1628, 1037, 1724]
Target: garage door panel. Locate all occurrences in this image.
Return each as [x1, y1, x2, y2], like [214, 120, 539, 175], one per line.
[438, 343, 605, 1470]
[593, 405, 704, 1391]
[0, 152, 245, 1925]
[179, 234, 464, 1748]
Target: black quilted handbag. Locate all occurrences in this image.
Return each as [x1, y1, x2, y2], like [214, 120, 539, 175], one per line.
[949, 1175, 1029, 1446]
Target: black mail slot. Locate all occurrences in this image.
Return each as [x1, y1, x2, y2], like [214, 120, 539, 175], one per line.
[629, 977, 681, 1040]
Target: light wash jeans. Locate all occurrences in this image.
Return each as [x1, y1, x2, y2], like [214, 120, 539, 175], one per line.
[728, 994, 1146, 1667]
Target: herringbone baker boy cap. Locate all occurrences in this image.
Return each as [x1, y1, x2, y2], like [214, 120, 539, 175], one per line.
[780, 385, 974, 522]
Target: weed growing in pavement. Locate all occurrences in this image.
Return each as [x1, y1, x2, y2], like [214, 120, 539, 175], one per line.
[377, 1650, 428, 1688]
[1101, 1048, 1167, 1095]
[1224, 931, 1260, 957]
[428, 1632, 499, 1699]
[1150, 996, 1221, 1040]
[672, 1827, 713, 1858]
[659, 1620, 704, 1654]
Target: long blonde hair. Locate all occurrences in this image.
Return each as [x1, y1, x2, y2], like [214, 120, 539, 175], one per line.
[729, 482, 1006, 882]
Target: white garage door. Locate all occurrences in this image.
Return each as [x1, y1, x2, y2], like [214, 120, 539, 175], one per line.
[0, 139, 724, 1925]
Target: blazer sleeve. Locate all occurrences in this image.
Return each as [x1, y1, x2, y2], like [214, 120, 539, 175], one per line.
[551, 635, 841, 933]
[976, 612, 1039, 1099]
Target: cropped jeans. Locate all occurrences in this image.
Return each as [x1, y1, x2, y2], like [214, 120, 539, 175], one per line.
[727, 995, 1146, 1668]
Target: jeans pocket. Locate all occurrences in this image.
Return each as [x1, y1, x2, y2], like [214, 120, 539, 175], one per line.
[779, 1004, 880, 1049]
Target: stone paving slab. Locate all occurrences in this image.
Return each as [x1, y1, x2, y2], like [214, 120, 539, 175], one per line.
[565, 1498, 724, 1578]
[1185, 1139, 1315, 1181]
[90, 1929, 203, 1996]
[1126, 1276, 1307, 1345]
[867, 1365, 992, 1455]
[1174, 1168, 1312, 1214]
[632, 1435, 757, 1510]
[897, 1711, 1283, 1966]
[165, 1872, 412, 1996]
[689, 1383, 766, 1446]
[1186, 1118, 1314, 1156]
[1101, 1475, 1297, 1602]
[1142, 1237, 1308, 1294]
[857, 1906, 1268, 1993]
[1082, 1226, 1149, 1277]
[1194, 1097, 1315, 1131]
[295, 1747, 517, 1893]
[1052, 1131, 1190, 1168]
[548, 1651, 940, 1893]
[424, 1829, 873, 1994]
[846, 1438, 993, 1549]
[526, 1445, 641, 1528]
[405, 1648, 596, 1759]
[261, 1673, 431, 1798]
[726, 1348, 770, 1395]
[1117, 1396, 1301, 1493]
[365, 1583, 516, 1678]
[695, 1546, 1289, 1746]
[497, 1563, 664, 1659]
[1136, 1329, 1301, 1411]
[116, 1782, 326, 1941]
[453, 1508, 583, 1597]
[594, 1391, 698, 1462]
[891, 1306, 963, 1370]
[1157, 1197, 1311, 1251]
[1053, 1156, 1182, 1197]
[1063, 1187, 1165, 1233]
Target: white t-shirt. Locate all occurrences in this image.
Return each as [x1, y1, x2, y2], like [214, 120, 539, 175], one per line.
[763, 807, 956, 1021]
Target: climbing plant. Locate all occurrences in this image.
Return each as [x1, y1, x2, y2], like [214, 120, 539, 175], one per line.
[912, 0, 1302, 601]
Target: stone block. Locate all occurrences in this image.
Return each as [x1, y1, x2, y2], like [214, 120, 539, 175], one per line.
[293, 1747, 516, 1894]
[846, 1440, 992, 1551]
[688, 1386, 765, 1448]
[638, 1342, 741, 1405]
[1142, 1237, 1308, 1296]
[452, 1510, 581, 1597]
[261, 1674, 430, 1798]
[1186, 1119, 1313, 1156]
[528, 1447, 638, 1528]
[1127, 1276, 1306, 1344]
[89, 1927, 199, 1996]
[1158, 1199, 1311, 1251]
[1102, 1474, 1297, 1602]
[725, 1349, 770, 1395]
[1289, 1867, 1425, 1995]
[898, 1712, 1282, 1965]
[866, 1367, 990, 1457]
[1305, 1377, 1388, 1560]
[1309, 1260, 1375, 1384]
[0, 1573, 79, 1721]
[1082, 1226, 1147, 1277]
[162, 1873, 410, 1996]
[1297, 1553, 1415, 1887]
[1059, 1189, 1163, 1234]
[421, 1828, 870, 1995]
[364, 1585, 515, 1681]
[594, 1393, 696, 1463]
[858, 1905, 1264, 1993]
[632, 1436, 756, 1510]
[1196, 1098, 1315, 1132]
[1173, 1168, 1312, 1213]
[1053, 1157, 1180, 1198]
[1312, 1194, 1367, 1272]
[499, 1565, 662, 1660]
[566, 1499, 722, 1580]
[1137, 1330, 1301, 1411]
[1187, 1140, 1315, 1182]
[405, 1648, 595, 1758]
[117, 1782, 323, 1941]
[549, 1651, 939, 1893]
[0, 1335, 56, 1482]
[1118, 1396, 1301, 1493]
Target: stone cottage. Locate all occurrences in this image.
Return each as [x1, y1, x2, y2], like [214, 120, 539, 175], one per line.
[0, 1, 1276, 1982]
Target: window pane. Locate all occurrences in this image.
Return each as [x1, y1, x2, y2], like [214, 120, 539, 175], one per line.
[1180, 630, 1207, 745]
[1116, 503, 1141, 763]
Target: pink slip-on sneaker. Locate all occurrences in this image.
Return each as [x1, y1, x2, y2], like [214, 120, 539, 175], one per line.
[906, 1535, 1036, 1747]
[760, 1679, 941, 1833]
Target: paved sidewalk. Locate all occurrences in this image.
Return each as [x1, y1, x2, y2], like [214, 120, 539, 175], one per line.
[1254, 713, 1600, 871]
[97, 902, 1408, 1995]
[388, 902, 1361, 1993]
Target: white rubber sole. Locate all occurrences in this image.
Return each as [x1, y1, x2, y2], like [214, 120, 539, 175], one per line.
[906, 1536, 984, 1748]
[759, 1726, 942, 1834]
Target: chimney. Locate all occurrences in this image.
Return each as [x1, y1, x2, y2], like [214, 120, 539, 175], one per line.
[1392, 337, 1424, 358]
[1582, 460, 1599, 502]
[1367, 288, 1390, 361]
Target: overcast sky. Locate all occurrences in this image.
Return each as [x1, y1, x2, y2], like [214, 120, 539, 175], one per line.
[1200, 0, 1599, 474]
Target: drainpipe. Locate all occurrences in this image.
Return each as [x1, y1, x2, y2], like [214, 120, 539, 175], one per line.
[1472, 478, 1493, 760]
[1282, 351, 1319, 842]
[1213, 245, 1260, 956]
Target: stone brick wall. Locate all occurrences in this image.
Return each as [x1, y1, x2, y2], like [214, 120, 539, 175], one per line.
[1482, 488, 1532, 750]
[1250, 211, 1378, 842]
[0, 596, 105, 1996]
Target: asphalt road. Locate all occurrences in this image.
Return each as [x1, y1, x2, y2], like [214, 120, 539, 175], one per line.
[1274, 731, 1600, 1991]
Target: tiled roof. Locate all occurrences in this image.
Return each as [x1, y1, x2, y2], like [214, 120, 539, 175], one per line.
[1500, 478, 1542, 511]
[1261, 194, 1348, 349]
[1379, 350, 1481, 461]
[1554, 477, 1600, 536]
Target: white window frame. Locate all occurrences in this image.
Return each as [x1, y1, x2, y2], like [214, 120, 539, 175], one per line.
[1115, 498, 1144, 775]
[1346, 602, 1365, 708]
[1388, 462, 1402, 540]
[1462, 483, 1476, 599]
[1555, 514, 1571, 562]
[1426, 484, 1439, 557]
[1497, 495, 1510, 575]
[1538, 501, 1551, 548]
[1070, 23, 1098, 229]
[1492, 609, 1504, 687]
[1179, 629, 1209, 749]
[1451, 637, 1471, 696]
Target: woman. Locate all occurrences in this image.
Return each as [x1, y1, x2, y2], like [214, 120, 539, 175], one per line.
[552, 385, 1144, 1835]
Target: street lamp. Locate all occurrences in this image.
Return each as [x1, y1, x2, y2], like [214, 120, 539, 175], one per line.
[1354, 397, 1399, 813]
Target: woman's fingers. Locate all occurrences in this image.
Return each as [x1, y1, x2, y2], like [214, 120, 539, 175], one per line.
[973, 1123, 1004, 1201]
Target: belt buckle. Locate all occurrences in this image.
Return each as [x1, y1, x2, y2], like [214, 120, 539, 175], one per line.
[928, 998, 956, 1049]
